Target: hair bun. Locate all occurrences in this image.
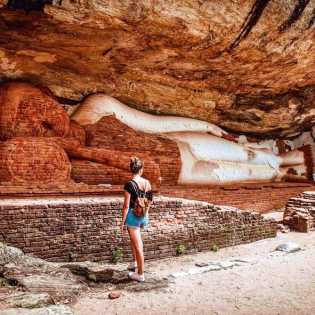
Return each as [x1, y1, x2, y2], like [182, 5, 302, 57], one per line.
[130, 156, 143, 174]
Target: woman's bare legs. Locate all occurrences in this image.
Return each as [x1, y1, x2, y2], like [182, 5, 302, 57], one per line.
[128, 229, 138, 268]
[128, 227, 144, 275]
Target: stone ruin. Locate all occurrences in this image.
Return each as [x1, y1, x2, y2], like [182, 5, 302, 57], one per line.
[284, 191, 315, 232]
[0, 1, 315, 313]
[0, 80, 312, 262]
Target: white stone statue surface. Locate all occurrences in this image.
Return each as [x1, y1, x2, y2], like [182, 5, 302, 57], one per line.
[72, 95, 307, 185]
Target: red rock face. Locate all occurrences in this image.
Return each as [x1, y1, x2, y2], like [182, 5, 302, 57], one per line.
[0, 1, 315, 137]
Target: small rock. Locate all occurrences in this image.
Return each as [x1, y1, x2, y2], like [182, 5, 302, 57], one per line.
[275, 242, 301, 253]
[108, 291, 121, 299]
[195, 262, 208, 267]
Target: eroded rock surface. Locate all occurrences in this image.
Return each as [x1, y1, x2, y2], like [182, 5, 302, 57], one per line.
[1, 1, 315, 137]
[0, 242, 169, 314]
[0, 305, 74, 315]
[1, 293, 52, 309]
[0, 243, 84, 307]
[60, 262, 129, 284]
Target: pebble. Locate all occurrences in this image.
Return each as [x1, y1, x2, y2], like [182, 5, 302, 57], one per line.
[195, 262, 208, 267]
[108, 291, 121, 299]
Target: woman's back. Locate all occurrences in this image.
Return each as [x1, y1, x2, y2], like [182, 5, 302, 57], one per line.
[124, 176, 152, 209]
[133, 176, 151, 191]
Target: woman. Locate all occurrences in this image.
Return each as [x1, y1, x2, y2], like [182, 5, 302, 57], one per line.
[121, 157, 153, 282]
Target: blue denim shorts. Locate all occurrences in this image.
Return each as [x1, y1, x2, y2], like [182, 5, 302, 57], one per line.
[125, 208, 149, 228]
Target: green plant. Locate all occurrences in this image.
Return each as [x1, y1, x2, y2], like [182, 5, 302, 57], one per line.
[210, 244, 220, 252]
[0, 277, 9, 287]
[88, 273, 97, 282]
[176, 244, 186, 255]
[112, 247, 124, 264]
[68, 251, 77, 262]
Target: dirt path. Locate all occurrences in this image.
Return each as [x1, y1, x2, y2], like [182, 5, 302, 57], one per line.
[73, 232, 315, 315]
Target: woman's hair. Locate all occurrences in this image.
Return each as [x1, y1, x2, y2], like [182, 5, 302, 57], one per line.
[130, 156, 143, 174]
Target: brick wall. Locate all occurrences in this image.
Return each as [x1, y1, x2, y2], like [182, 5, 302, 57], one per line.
[0, 196, 276, 262]
[161, 183, 315, 213]
[84, 115, 181, 184]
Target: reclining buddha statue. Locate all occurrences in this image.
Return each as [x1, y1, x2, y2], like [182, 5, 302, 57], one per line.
[0, 81, 311, 188]
[71, 94, 311, 185]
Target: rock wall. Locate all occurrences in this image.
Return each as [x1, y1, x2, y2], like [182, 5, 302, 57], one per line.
[0, 196, 277, 262]
[1, 1, 315, 138]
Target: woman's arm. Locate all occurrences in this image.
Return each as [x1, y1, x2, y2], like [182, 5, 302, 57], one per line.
[121, 191, 130, 233]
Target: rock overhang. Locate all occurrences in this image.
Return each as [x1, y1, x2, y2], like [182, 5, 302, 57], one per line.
[0, 0, 315, 138]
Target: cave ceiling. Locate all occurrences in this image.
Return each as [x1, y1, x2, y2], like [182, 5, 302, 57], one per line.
[1, 0, 315, 138]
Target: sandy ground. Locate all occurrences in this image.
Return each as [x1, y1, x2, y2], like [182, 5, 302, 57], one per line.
[73, 231, 315, 315]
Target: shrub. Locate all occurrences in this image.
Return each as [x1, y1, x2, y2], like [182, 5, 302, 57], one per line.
[112, 247, 124, 264]
[210, 244, 220, 252]
[176, 244, 187, 255]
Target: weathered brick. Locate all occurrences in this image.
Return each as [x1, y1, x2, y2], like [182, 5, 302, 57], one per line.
[0, 195, 277, 262]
